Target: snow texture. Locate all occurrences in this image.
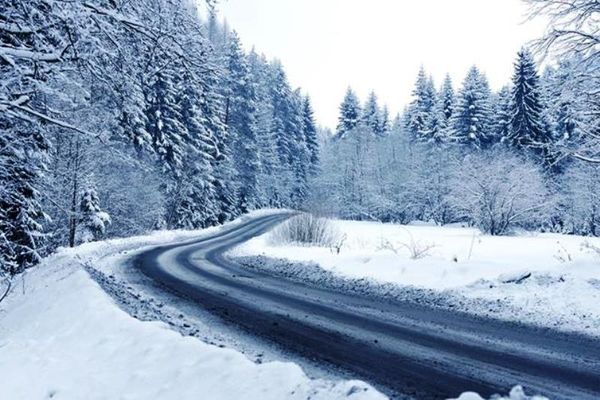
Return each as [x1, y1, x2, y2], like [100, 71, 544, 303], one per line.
[449, 385, 548, 400]
[0, 211, 384, 400]
[231, 218, 600, 337]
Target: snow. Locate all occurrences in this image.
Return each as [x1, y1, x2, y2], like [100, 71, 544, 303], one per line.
[450, 385, 548, 400]
[0, 211, 384, 400]
[232, 218, 600, 336]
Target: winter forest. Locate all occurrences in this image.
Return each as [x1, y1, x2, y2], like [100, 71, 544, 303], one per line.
[1, 0, 599, 276]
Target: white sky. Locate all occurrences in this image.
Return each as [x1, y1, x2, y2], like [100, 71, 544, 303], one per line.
[211, 0, 549, 129]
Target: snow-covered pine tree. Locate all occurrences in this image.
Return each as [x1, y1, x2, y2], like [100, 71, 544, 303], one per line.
[267, 62, 294, 204]
[172, 69, 220, 229]
[146, 67, 187, 174]
[491, 86, 513, 143]
[407, 67, 437, 142]
[0, 120, 49, 275]
[507, 49, 555, 167]
[289, 89, 311, 207]
[118, 76, 151, 153]
[336, 87, 362, 139]
[450, 66, 494, 149]
[440, 74, 455, 121]
[435, 74, 455, 141]
[248, 49, 280, 206]
[428, 97, 448, 144]
[224, 32, 261, 212]
[302, 95, 320, 176]
[379, 105, 391, 136]
[362, 91, 382, 136]
[76, 186, 110, 244]
[541, 58, 587, 154]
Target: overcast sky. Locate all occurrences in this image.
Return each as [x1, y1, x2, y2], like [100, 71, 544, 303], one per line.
[211, 0, 548, 129]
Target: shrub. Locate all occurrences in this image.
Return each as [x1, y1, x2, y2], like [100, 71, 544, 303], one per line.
[449, 151, 553, 235]
[269, 213, 342, 247]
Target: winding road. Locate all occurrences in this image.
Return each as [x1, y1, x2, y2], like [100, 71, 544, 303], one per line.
[133, 212, 600, 399]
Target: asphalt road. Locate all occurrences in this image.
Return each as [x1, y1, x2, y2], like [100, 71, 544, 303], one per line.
[133, 213, 600, 399]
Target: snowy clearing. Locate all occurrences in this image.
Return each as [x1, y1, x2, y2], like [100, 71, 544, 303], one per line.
[231, 218, 600, 337]
[0, 212, 385, 400]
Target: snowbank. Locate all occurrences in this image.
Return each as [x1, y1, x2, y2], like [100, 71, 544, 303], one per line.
[0, 211, 384, 400]
[232, 218, 600, 336]
[450, 385, 548, 400]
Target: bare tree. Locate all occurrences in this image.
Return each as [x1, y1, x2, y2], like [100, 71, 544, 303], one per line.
[449, 151, 554, 235]
[525, 0, 600, 163]
[526, 0, 599, 64]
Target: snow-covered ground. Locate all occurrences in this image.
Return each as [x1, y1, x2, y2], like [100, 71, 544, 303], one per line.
[450, 386, 548, 400]
[0, 211, 385, 400]
[232, 218, 600, 337]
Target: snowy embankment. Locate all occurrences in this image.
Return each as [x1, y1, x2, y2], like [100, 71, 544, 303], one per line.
[0, 211, 384, 400]
[231, 218, 600, 337]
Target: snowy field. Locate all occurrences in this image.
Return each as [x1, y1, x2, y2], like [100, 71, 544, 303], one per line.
[0, 212, 385, 400]
[0, 212, 552, 400]
[232, 218, 600, 337]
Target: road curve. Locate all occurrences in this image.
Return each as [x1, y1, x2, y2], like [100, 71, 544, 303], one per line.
[133, 213, 600, 399]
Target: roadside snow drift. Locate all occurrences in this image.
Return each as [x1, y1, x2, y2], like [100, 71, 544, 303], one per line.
[0, 213, 385, 400]
[232, 218, 600, 337]
[450, 385, 548, 400]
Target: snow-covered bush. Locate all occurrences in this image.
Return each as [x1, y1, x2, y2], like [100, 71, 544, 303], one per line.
[269, 214, 342, 247]
[76, 187, 111, 244]
[449, 151, 553, 235]
[378, 231, 436, 260]
[559, 162, 600, 236]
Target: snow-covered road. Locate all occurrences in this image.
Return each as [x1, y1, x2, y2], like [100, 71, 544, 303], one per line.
[132, 213, 600, 400]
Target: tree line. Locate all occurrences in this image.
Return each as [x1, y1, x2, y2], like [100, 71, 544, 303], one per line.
[313, 44, 599, 236]
[0, 0, 318, 275]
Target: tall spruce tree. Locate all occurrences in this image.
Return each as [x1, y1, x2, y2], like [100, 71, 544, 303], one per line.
[146, 67, 187, 174]
[507, 49, 554, 166]
[450, 66, 494, 148]
[0, 121, 49, 275]
[336, 87, 362, 139]
[289, 89, 310, 207]
[379, 105, 391, 136]
[362, 91, 382, 135]
[174, 69, 220, 228]
[302, 96, 320, 176]
[407, 67, 437, 142]
[492, 86, 513, 143]
[440, 74, 455, 121]
[225, 33, 261, 212]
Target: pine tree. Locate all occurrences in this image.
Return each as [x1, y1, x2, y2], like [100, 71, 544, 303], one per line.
[507, 49, 554, 166]
[437, 74, 455, 140]
[429, 97, 448, 143]
[248, 50, 280, 206]
[118, 75, 151, 153]
[0, 121, 49, 275]
[491, 86, 513, 142]
[76, 186, 110, 244]
[174, 69, 220, 228]
[336, 87, 362, 139]
[146, 67, 187, 173]
[302, 95, 320, 176]
[407, 67, 437, 142]
[440, 74, 455, 121]
[450, 66, 494, 148]
[225, 32, 261, 212]
[379, 105, 390, 136]
[289, 90, 310, 207]
[362, 91, 382, 135]
[267, 61, 306, 206]
[541, 58, 586, 149]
